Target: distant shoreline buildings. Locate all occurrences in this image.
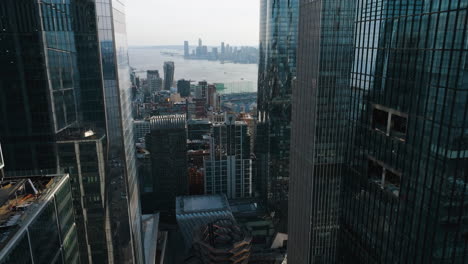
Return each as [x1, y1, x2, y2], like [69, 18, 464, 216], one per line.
[184, 38, 259, 64]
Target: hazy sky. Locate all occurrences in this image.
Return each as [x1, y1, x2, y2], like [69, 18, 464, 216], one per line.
[126, 0, 260, 47]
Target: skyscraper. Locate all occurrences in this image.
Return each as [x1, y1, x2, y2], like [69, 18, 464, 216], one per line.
[144, 115, 188, 222]
[184, 41, 190, 58]
[0, 0, 144, 263]
[163, 61, 175, 90]
[74, 1, 144, 262]
[288, 0, 355, 262]
[57, 128, 111, 263]
[256, 0, 299, 230]
[289, 0, 468, 263]
[94, 2, 144, 260]
[0, 0, 79, 170]
[147, 70, 163, 94]
[177, 79, 191, 97]
[204, 114, 253, 199]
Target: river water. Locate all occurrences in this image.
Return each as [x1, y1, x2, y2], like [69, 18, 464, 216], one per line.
[129, 47, 258, 93]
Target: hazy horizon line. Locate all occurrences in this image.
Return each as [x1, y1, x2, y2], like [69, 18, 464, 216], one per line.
[129, 44, 259, 48]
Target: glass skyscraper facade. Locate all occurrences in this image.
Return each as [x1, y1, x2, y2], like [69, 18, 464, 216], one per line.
[144, 115, 188, 223]
[289, 0, 468, 263]
[0, 0, 79, 170]
[342, 1, 468, 263]
[256, 0, 299, 230]
[0, 0, 143, 263]
[94, 1, 144, 262]
[289, 0, 355, 262]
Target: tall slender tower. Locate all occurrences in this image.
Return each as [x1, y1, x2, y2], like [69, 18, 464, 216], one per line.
[288, 0, 355, 262]
[77, 0, 144, 263]
[289, 0, 468, 263]
[256, 0, 299, 231]
[184, 41, 190, 58]
[163, 61, 175, 90]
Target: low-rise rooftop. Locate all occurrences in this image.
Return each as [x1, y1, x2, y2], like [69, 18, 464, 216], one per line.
[0, 175, 68, 253]
[176, 194, 230, 215]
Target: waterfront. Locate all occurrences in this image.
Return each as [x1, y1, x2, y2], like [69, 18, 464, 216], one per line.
[129, 46, 258, 93]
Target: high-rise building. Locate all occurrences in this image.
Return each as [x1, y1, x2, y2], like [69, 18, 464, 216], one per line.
[212, 47, 219, 60]
[0, 0, 144, 263]
[194, 80, 209, 101]
[289, 0, 468, 263]
[144, 115, 188, 222]
[163, 61, 175, 90]
[221, 42, 225, 55]
[0, 174, 80, 264]
[256, 0, 299, 230]
[288, 0, 354, 262]
[0, 0, 79, 170]
[207, 84, 218, 109]
[201, 46, 208, 56]
[204, 114, 253, 199]
[147, 70, 163, 94]
[57, 128, 111, 263]
[75, 1, 144, 263]
[177, 79, 191, 97]
[184, 41, 190, 58]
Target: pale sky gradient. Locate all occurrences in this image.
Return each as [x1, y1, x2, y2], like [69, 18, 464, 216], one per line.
[126, 0, 260, 47]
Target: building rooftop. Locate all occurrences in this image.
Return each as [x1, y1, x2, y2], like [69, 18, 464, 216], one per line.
[187, 119, 212, 125]
[229, 200, 266, 219]
[149, 115, 187, 130]
[176, 195, 235, 248]
[56, 127, 105, 142]
[212, 120, 248, 127]
[0, 175, 68, 254]
[176, 194, 230, 215]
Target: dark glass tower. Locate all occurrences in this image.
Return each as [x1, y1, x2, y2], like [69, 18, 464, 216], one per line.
[0, 0, 79, 170]
[289, 0, 468, 263]
[0, 0, 144, 263]
[163, 61, 175, 90]
[256, 0, 299, 230]
[75, 0, 144, 263]
[341, 1, 468, 263]
[144, 115, 188, 223]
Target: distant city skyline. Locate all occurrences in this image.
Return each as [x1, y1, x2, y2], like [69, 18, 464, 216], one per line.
[129, 41, 259, 48]
[126, 0, 260, 46]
